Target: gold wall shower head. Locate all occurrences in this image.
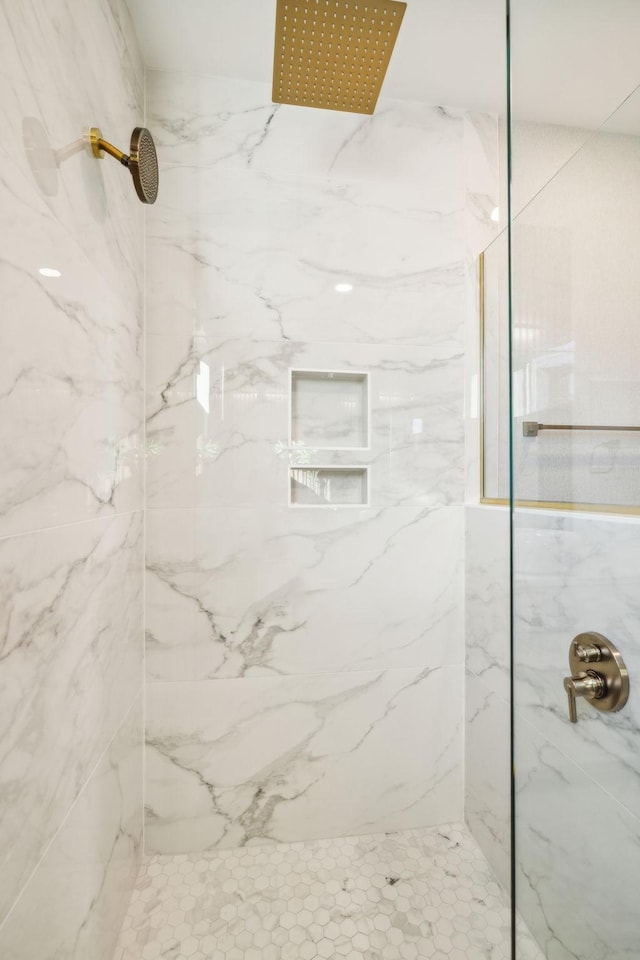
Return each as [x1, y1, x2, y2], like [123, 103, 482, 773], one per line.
[272, 0, 407, 115]
[90, 126, 159, 204]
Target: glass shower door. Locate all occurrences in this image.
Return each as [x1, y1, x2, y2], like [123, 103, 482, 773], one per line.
[509, 5, 640, 957]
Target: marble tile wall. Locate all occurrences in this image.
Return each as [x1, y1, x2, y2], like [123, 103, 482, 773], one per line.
[465, 500, 640, 957]
[0, 701, 143, 960]
[0, 1, 145, 956]
[464, 505, 511, 891]
[512, 509, 640, 959]
[461, 110, 512, 893]
[145, 70, 469, 851]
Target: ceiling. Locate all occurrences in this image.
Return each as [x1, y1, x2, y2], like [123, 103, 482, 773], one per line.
[128, 0, 640, 129]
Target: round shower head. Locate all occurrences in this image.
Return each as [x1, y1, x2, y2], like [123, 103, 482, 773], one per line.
[129, 127, 159, 204]
[89, 126, 159, 204]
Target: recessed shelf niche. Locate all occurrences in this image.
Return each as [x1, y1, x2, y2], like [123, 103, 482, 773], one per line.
[290, 467, 368, 507]
[291, 370, 369, 449]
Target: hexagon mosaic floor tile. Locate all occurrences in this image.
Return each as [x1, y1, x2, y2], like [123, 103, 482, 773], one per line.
[114, 822, 544, 960]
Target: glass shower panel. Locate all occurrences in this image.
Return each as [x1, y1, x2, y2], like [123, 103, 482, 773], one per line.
[509, 20, 640, 960]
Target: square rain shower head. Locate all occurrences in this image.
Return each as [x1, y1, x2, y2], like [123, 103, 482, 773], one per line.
[272, 0, 407, 115]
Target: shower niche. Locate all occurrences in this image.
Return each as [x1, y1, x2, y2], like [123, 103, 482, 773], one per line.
[290, 369, 369, 449]
[289, 369, 370, 506]
[289, 465, 369, 506]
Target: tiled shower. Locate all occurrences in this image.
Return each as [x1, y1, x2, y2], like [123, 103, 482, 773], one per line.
[2, 2, 640, 959]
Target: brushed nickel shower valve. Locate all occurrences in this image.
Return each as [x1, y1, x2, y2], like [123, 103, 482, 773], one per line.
[563, 632, 629, 723]
[574, 641, 602, 663]
[564, 673, 605, 723]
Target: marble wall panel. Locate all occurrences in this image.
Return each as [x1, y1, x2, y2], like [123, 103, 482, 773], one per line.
[145, 666, 463, 853]
[0, 511, 143, 922]
[0, 700, 142, 960]
[464, 669, 511, 891]
[146, 336, 465, 510]
[515, 714, 640, 960]
[463, 505, 511, 889]
[0, 0, 144, 314]
[0, 0, 144, 948]
[513, 510, 640, 823]
[145, 69, 468, 851]
[146, 164, 465, 346]
[0, 0, 144, 536]
[146, 505, 463, 680]
[465, 504, 510, 701]
[147, 71, 465, 189]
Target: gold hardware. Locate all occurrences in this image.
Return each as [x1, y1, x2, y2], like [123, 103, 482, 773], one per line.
[272, 0, 407, 115]
[89, 126, 158, 204]
[89, 127, 104, 159]
[563, 632, 629, 724]
[89, 127, 127, 164]
[574, 642, 602, 664]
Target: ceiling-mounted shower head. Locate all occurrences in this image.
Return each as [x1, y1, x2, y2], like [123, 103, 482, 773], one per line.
[90, 126, 159, 204]
[272, 0, 407, 115]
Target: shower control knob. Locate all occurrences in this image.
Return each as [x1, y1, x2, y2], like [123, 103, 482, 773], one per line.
[574, 642, 602, 663]
[564, 673, 605, 723]
[563, 632, 629, 724]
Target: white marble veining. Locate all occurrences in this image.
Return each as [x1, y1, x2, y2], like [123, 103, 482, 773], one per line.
[147, 163, 464, 348]
[0, 700, 142, 960]
[0, 0, 145, 950]
[464, 670, 511, 892]
[144, 68, 468, 853]
[463, 497, 510, 898]
[145, 666, 463, 853]
[146, 505, 463, 680]
[146, 337, 464, 510]
[465, 505, 510, 702]
[147, 71, 465, 188]
[0, 510, 143, 922]
[0, 221, 143, 535]
[513, 510, 640, 821]
[0, 0, 144, 307]
[515, 713, 640, 960]
[0, 0, 144, 536]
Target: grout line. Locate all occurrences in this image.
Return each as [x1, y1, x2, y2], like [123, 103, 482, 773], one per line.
[0, 508, 142, 545]
[144, 663, 464, 685]
[515, 709, 640, 829]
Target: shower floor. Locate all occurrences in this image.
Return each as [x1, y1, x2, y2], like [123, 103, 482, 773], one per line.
[114, 822, 543, 960]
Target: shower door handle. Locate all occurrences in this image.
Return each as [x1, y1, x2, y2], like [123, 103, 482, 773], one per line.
[563, 632, 629, 723]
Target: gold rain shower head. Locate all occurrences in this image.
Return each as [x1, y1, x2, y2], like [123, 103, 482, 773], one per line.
[90, 126, 159, 204]
[272, 0, 407, 115]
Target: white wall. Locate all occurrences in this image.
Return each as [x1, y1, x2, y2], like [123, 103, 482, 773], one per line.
[143, 71, 471, 852]
[0, 2, 145, 956]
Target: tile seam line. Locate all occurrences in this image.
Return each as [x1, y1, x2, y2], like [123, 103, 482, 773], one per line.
[0, 690, 143, 937]
[144, 664, 464, 685]
[0, 508, 142, 545]
[516, 709, 640, 828]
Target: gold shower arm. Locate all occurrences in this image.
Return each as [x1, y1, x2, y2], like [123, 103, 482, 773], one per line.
[89, 127, 129, 166]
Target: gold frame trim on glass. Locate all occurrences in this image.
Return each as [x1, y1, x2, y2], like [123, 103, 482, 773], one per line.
[477, 251, 640, 517]
[272, 0, 407, 115]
